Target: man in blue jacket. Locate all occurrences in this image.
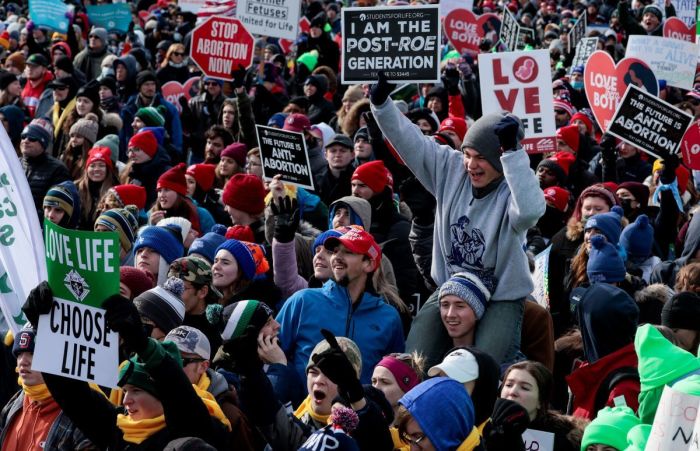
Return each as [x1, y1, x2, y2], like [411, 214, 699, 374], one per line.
[276, 226, 405, 387]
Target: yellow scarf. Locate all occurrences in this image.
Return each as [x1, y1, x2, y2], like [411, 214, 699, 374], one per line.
[116, 413, 167, 444]
[390, 427, 410, 451]
[18, 377, 52, 403]
[193, 373, 231, 431]
[456, 427, 482, 451]
[294, 395, 330, 426]
[52, 98, 77, 138]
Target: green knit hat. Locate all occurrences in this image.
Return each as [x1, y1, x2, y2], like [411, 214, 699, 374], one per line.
[135, 106, 166, 127]
[581, 406, 640, 451]
[672, 374, 700, 396]
[117, 341, 182, 398]
[212, 300, 273, 343]
[625, 424, 651, 451]
[297, 50, 319, 73]
[634, 324, 700, 392]
[441, 50, 460, 62]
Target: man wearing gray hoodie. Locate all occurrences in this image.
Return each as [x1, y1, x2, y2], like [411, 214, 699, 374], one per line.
[369, 74, 545, 366]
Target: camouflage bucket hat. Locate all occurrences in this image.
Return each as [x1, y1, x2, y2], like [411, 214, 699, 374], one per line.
[168, 256, 223, 300]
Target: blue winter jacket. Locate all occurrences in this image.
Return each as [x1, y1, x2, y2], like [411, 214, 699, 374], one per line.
[276, 280, 405, 386]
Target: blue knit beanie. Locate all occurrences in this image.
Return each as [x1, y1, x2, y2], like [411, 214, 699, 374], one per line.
[215, 239, 256, 280]
[619, 215, 653, 262]
[438, 272, 491, 320]
[134, 225, 184, 264]
[189, 224, 227, 263]
[584, 206, 624, 245]
[43, 181, 82, 229]
[587, 235, 626, 283]
[313, 230, 342, 254]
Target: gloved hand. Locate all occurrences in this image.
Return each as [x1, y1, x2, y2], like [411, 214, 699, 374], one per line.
[312, 329, 364, 404]
[485, 398, 530, 451]
[399, 177, 436, 226]
[660, 153, 680, 185]
[270, 196, 300, 243]
[231, 64, 247, 89]
[22, 281, 54, 327]
[362, 111, 381, 140]
[102, 295, 148, 355]
[441, 66, 461, 96]
[493, 115, 521, 152]
[223, 324, 263, 374]
[370, 72, 395, 106]
[599, 133, 617, 160]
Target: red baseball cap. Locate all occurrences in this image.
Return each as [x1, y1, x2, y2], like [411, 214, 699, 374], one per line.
[323, 226, 382, 271]
[543, 186, 570, 212]
[283, 113, 311, 133]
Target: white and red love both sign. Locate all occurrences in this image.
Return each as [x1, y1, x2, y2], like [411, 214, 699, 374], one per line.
[478, 50, 556, 153]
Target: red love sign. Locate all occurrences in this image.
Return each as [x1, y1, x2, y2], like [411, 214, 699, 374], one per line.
[444, 9, 501, 54]
[681, 120, 700, 169]
[584, 50, 658, 132]
[663, 17, 694, 42]
[161, 77, 201, 113]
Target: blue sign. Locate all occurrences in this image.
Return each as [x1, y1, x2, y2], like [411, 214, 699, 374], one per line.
[28, 0, 71, 33]
[86, 4, 132, 33]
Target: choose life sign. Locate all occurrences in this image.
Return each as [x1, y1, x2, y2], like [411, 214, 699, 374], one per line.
[33, 221, 120, 387]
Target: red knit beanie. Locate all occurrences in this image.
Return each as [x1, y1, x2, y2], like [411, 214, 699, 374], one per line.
[220, 142, 248, 167]
[352, 160, 393, 195]
[85, 146, 114, 171]
[222, 174, 266, 214]
[112, 184, 147, 210]
[556, 125, 580, 153]
[226, 225, 256, 242]
[187, 164, 217, 192]
[570, 112, 593, 135]
[157, 163, 188, 196]
[548, 151, 575, 176]
[128, 130, 158, 159]
[120, 266, 155, 299]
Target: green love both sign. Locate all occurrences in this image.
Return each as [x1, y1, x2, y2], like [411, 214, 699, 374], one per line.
[44, 220, 120, 308]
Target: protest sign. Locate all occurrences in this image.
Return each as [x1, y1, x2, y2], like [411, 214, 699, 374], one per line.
[570, 37, 598, 72]
[162, 77, 201, 114]
[681, 120, 700, 170]
[584, 50, 658, 132]
[500, 8, 520, 51]
[86, 4, 132, 33]
[531, 246, 550, 309]
[444, 9, 501, 54]
[236, 0, 301, 40]
[341, 5, 441, 84]
[608, 84, 693, 160]
[657, 0, 697, 27]
[279, 16, 310, 55]
[190, 16, 254, 80]
[567, 10, 587, 54]
[646, 385, 699, 450]
[517, 27, 535, 50]
[28, 0, 71, 33]
[440, 0, 474, 18]
[664, 17, 695, 42]
[0, 128, 46, 335]
[478, 50, 556, 153]
[256, 125, 315, 190]
[522, 429, 554, 451]
[33, 220, 120, 388]
[625, 35, 697, 90]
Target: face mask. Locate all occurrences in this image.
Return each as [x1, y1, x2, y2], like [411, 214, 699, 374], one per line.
[619, 198, 635, 217]
[571, 80, 583, 90]
[101, 67, 114, 78]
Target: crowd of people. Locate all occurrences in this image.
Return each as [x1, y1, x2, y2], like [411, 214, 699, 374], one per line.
[0, 0, 699, 449]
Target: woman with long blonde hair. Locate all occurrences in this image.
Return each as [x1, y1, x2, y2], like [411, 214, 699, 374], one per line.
[157, 43, 191, 85]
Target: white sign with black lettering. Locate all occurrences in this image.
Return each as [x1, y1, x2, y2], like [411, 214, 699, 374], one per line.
[256, 125, 315, 190]
[33, 300, 118, 387]
[341, 5, 441, 83]
[608, 84, 693, 159]
[522, 429, 554, 451]
[625, 34, 698, 90]
[235, 0, 301, 40]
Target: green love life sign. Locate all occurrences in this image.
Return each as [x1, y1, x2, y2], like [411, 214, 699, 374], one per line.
[44, 220, 120, 308]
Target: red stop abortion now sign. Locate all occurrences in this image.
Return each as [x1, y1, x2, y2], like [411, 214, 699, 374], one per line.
[191, 16, 254, 81]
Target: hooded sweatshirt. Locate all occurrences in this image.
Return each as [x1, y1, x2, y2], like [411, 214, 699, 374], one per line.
[328, 196, 372, 230]
[371, 97, 545, 299]
[651, 212, 700, 286]
[634, 324, 700, 424]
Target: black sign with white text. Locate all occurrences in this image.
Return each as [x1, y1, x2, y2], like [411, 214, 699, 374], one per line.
[500, 8, 520, 51]
[570, 37, 598, 72]
[256, 125, 315, 190]
[608, 84, 693, 159]
[341, 5, 440, 83]
[567, 10, 587, 54]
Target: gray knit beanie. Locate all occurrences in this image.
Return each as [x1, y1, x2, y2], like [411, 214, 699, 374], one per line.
[461, 112, 524, 173]
[69, 113, 99, 144]
[95, 134, 120, 165]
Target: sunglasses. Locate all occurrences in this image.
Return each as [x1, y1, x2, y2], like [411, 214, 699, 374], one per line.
[204, 81, 220, 86]
[172, 52, 185, 57]
[182, 357, 206, 366]
[21, 135, 38, 142]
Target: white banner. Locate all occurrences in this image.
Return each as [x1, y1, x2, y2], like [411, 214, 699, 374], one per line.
[235, 0, 301, 40]
[0, 127, 46, 334]
[647, 385, 699, 450]
[522, 429, 554, 451]
[656, 0, 696, 27]
[478, 49, 556, 153]
[625, 35, 698, 90]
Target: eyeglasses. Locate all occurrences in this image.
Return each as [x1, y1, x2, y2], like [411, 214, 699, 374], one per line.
[204, 81, 220, 86]
[182, 357, 206, 366]
[401, 433, 427, 448]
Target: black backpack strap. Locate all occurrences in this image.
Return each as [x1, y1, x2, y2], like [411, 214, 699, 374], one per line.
[593, 366, 639, 413]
